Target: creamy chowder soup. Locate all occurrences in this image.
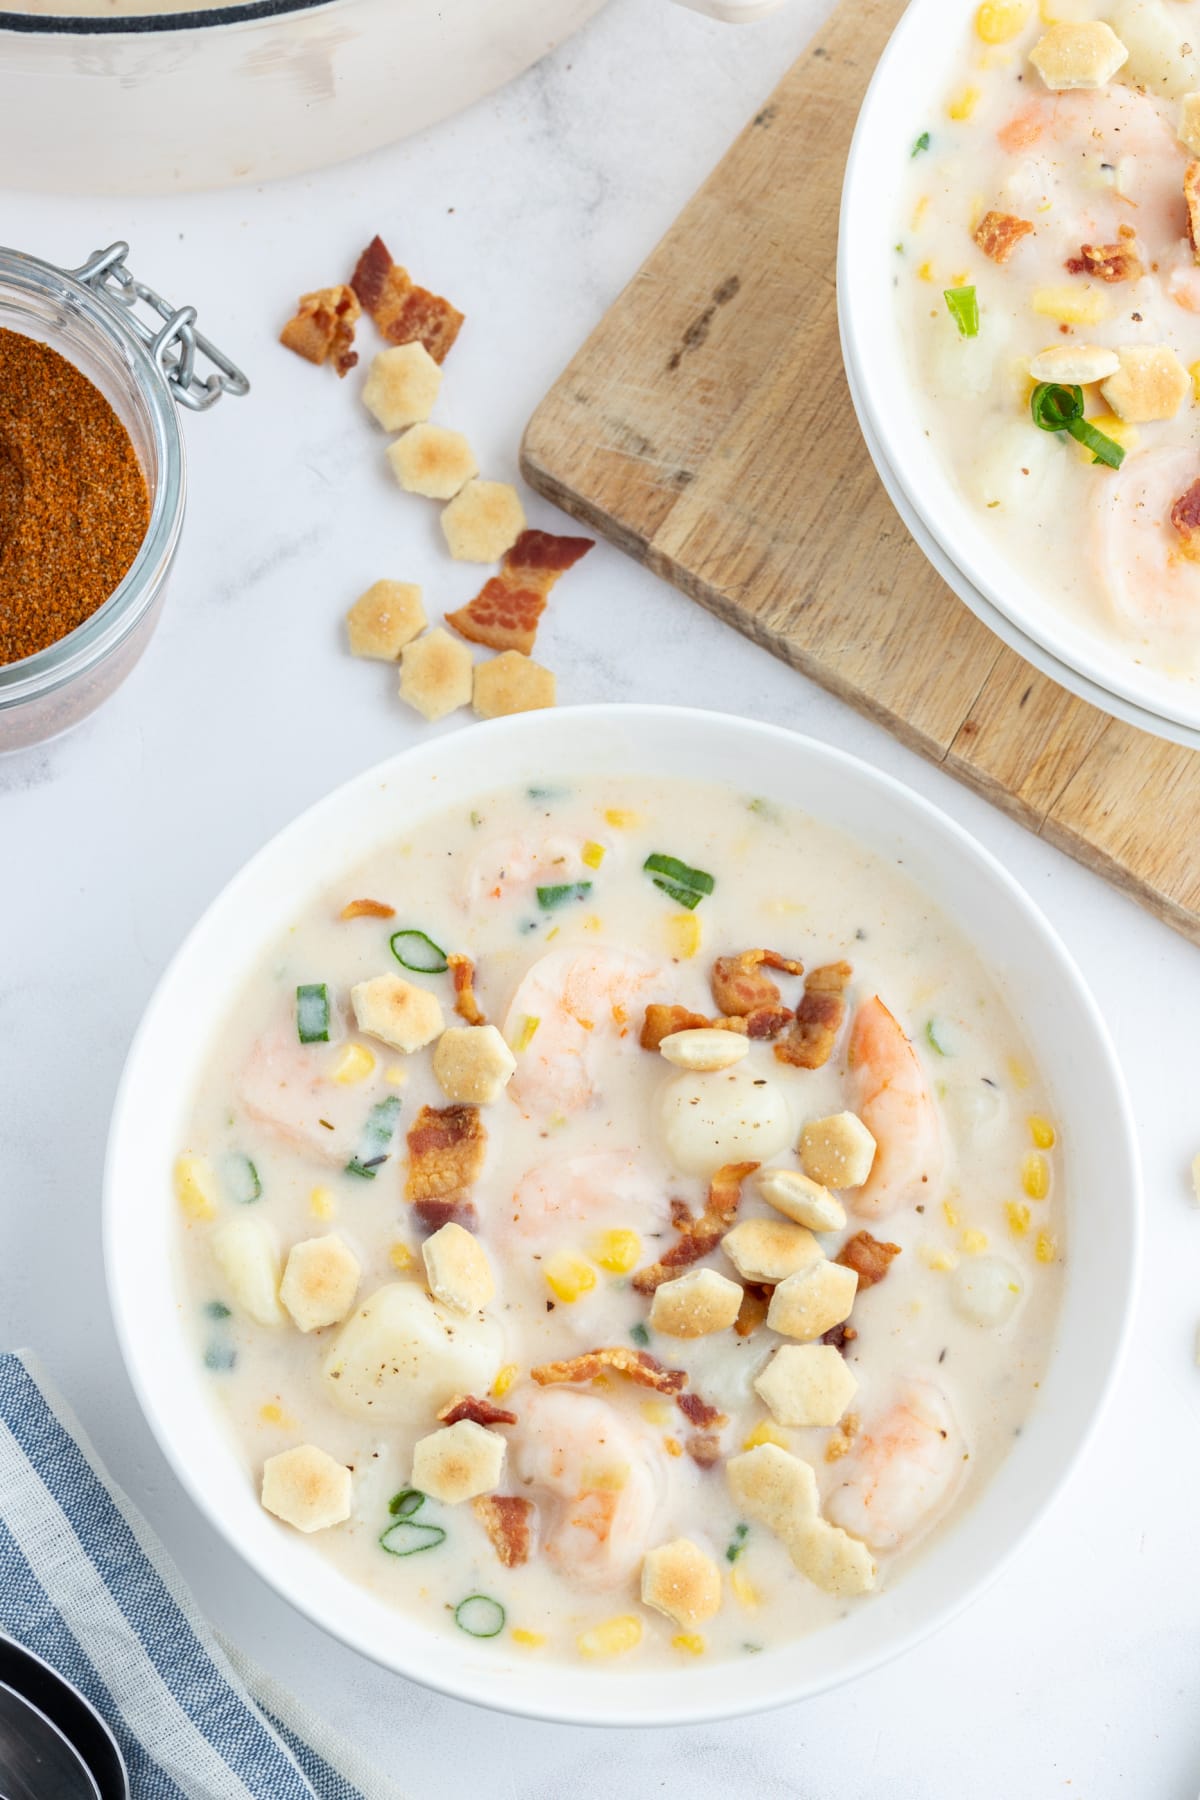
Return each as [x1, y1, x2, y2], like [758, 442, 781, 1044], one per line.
[901, 1, 1200, 677]
[173, 777, 1064, 1667]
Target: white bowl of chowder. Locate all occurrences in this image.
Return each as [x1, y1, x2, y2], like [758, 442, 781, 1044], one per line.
[841, 0, 1200, 738]
[104, 706, 1138, 1725]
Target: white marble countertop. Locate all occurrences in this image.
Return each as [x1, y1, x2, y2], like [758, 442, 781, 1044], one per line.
[2, 0, 1198, 1793]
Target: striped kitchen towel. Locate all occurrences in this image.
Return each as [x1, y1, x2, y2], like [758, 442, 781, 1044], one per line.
[0, 1350, 405, 1800]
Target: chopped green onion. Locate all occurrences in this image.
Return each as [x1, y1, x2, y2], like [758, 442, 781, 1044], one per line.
[643, 853, 715, 896]
[629, 1321, 650, 1348]
[726, 1523, 750, 1563]
[390, 929, 449, 974]
[1030, 382, 1125, 468]
[296, 983, 330, 1044]
[925, 1019, 953, 1057]
[527, 785, 568, 802]
[379, 1519, 446, 1557]
[203, 1300, 231, 1320]
[388, 1488, 425, 1518]
[911, 130, 930, 157]
[454, 1594, 506, 1639]
[943, 286, 979, 339]
[203, 1342, 237, 1372]
[651, 876, 704, 911]
[224, 1153, 261, 1205]
[536, 881, 593, 910]
[347, 1094, 403, 1178]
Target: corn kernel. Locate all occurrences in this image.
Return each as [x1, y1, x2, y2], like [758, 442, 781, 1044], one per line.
[665, 910, 702, 960]
[384, 1063, 408, 1087]
[389, 1241, 414, 1271]
[1190, 361, 1200, 405]
[259, 1402, 284, 1425]
[917, 259, 935, 283]
[729, 1568, 761, 1608]
[1006, 1200, 1031, 1237]
[947, 85, 982, 120]
[1035, 1230, 1058, 1264]
[663, 1436, 683, 1458]
[511, 1628, 545, 1648]
[544, 1251, 597, 1304]
[174, 1154, 218, 1221]
[577, 1615, 643, 1658]
[640, 1400, 673, 1426]
[582, 914, 603, 934]
[672, 1633, 706, 1656]
[921, 1245, 958, 1272]
[581, 840, 607, 869]
[743, 1420, 790, 1452]
[492, 1363, 519, 1399]
[942, 1198, 960, 1228]
[587, 1228, 642, 1274]
[960, 1228, 989, 1255]
[911, 194, 930, 230]
[309, 1185, 336, 1221]
[1022, 1153, 1050, 1200]
[1028, 1115, 1056, 1149]
[513, 1014, 540, 1052]
[603, 808, 641, 829]
[975, 0, 1029, 43]
[331, 1042, 376, 1085]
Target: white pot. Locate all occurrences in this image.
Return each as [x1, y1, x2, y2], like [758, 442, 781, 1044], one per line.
[0, 0, 779, 195]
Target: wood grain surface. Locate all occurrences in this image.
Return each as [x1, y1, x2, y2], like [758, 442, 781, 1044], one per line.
[521, 0, 1200, 944]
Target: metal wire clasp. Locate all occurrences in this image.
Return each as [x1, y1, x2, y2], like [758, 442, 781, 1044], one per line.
[71, 242, 250, 414]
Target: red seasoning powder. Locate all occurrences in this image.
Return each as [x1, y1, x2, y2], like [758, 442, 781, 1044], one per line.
[0, 327, 149, 666]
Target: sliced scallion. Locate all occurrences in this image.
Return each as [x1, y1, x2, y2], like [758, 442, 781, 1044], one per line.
[388, 1488, 425, 1519]
[203, 1342, 237, 1372]
[943, 285, 979, 339]
[204, 1300, 231, 1320]
[925, 1019, 953, 1057]
[454, 1594, 506, 1639]
[911, 130, 930, 157]
[390, 929, 449, 975]
[652, 876, 705, 911]
[379, 1519, 446, 1557]
[224, 1153, 261, 1205]
[629, 1321, 650, 1348]
[536, 882, 593, 910]
[1030, 382, 1125, 468]
[296, 983, 330, 1044]
[726, 1523, 750, 1564]
[347, 1094, 403, 1179]
[644, 853, 715, 895]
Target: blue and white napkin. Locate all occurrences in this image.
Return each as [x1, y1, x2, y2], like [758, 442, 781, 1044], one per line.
[0, 1350, 406, 1800]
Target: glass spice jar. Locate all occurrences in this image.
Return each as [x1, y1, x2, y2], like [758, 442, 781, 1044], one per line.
[0, 241, 248, 753]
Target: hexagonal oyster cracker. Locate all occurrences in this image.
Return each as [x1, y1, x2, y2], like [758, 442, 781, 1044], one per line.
[640, 1538, 723, 1628]
[756, 1167, 846, 1233]
[753, 1344, 858, 1428]
[721, 1217, 823, 1285]
[432, 1024, 516, 1105]
[766, 1260, 858, 1342]
[440, 479, 526, 563]
[725, 1442, 819, 1537]
[361, 342, 441, 431]
[789, 1518, 875, 1596]
[261, 1444, 352, 1533]
[648, 1267, 744, 1338]
[471, 651, 556, 719]
[387, 424, 478, 499]
[798, 1112, 877, 1190]
[1180, 92, 1200, 157]
[1029, 21, 1128, 89]
[422, 1220, 494, 1315]
[410, 1418, 505, 1503]
[351, 973, 444, 1052]
[1100, 345, 1191, 423]
[346, 581, 426, 661]
[399, 627, 473, 722]
[280, 1234, 361, 1332]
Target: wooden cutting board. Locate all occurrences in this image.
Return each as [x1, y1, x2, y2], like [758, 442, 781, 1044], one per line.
[521, 0, 1200, 946]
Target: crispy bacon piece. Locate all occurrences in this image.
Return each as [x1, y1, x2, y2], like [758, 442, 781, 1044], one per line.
[1171, 477, 1200, 560]
[734, 1283, 772, 1338]
[973, 209, 1034, 265]
[472, 1495, 534, 1568]
[676, 1390, 725, 1429]
[836, 1231, 901, 1290]
[350, 233, 464, 362]
[822, 1319, 859, 1354]
[438, 1394, 518, 1427]
[530, 1346, 686, 1395]
[448, 952, 486, 1025]
[405, 1104, 486, 1203]
[631, 1161, 758, 1295]
[446, 530, 595, 655]
[743, 1005, 794, 1040]
[686, 1433, 723, 1469]
[339, 897, 395, 920]
[1187, 161, 1200, 259]
[639, 1003, 746, 1051]
[1065, 224, 1142, 283]
[775, 960, 852, 1070]
[279, 285, 360, 375]
[413, 1198, 479, 1233]
[711, 948, 804, 1017]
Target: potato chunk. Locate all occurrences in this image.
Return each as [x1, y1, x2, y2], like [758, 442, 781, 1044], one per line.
[648, 1267, 744, 1338]
[432, 1024, 516, 1105]
[640, 1538, 723, 1628]
[322, 1282, 502, 1422]
[211, 1218, 284, 1326]
[411, 1419, 505, 1503]
[422, 1221, 495, 1315]
[472, 651, 556, 719]
[399, 627, 474, 723]
[440, 480, 526, 563]
[798, 1112, 877, 1189]
[721, 1218, 822, 1285]
[351, 973, 444, 1053]
[766, 1260, 858, 1341]
[756, 1167, 845, 1232]
[387, 424, 478, 499]
[362, 342, 441, 431]
[346, 581, 426, 661]
[261, 1444, 352, 1533]
[753, 1345, 858, 1427]
[1029, 20, 1128, 89]
[280, 1234, 361, 1333]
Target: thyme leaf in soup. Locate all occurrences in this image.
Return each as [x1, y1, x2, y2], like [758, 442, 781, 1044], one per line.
[911, 130, 931, 156]
[726, 1523, 750, 1563]
[629, 1321, 650, 1348]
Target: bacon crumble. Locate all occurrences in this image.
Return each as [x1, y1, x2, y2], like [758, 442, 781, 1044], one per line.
[405, 1103, 486, 1203]
[1065, 224, 1142, 284]
[448, 952, 486, 1025]
[836, 1230, 902, 1291]
[413, 1198, 479, 1233]
[530, 1346, 686, 1395]
[339, 897, 396, 921]
[472, 1494, 535, 1568]
[685, 1433, 723, 1469]
[350, 233, 464, 363]
[775, 960, 852, 1070]
[279, 285, 360, 375]
[1187, 161, 1200, 260]
[446, 530, 594, 656]
[1171, 477, 1200, 560]
[437, 1394, 518, 1427]
[640, 1004, 747, 1051]
[822, 1319, 859, 1354]
[973, 209, 1034, 265]
[676, 1390, 726, 1429]
[734, 1283, 772, 1337]
[631, 1161, 758, 1295]
[710, 948, 803, 1018]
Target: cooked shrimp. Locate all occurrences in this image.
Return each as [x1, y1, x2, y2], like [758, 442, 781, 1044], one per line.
[238, 1014, 383, 1165]
[846, 996, 942, 1217]
[825, 1380, 964, 1552]
[505, 1150, 671, 1245]
[504, 946, 668, 1119]
[1094, 444, 1200, 639]
[513, 1387, 665, 1589]
[465, 833, 587, 908]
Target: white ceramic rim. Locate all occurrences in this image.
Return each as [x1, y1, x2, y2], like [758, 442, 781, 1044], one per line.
[104, 705, 1141, 1727]
[838, 0, 1200, 737]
